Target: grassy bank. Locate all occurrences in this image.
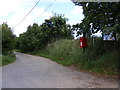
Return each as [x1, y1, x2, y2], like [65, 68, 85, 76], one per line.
[36, 39, 79, 66]
[0, 53, 16, 66]
[30, 39, 119, 76]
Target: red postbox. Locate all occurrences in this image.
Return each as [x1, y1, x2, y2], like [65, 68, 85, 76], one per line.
[80, 37, 87, 48]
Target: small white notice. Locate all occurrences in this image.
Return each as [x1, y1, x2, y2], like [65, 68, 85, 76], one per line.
[103, 33, 115, 41]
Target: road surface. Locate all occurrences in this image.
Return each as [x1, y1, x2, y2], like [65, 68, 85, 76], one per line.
[2, 52, 118, 88]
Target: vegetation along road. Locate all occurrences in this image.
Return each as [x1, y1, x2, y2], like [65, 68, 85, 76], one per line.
[2, 52, 118, 88]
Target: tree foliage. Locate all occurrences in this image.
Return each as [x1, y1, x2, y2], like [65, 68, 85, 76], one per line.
[1, 23, 15, 54]
[18, 14, 72, 52]
[72, 2, 120, 38]
[0, 25, 2, 54]
[19, 23, 42, 52]
[41, 14, 72, 41]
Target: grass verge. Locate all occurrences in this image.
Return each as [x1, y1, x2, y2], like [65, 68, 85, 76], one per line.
[0, 52, 16, 66]
[29, 39, 119, 77]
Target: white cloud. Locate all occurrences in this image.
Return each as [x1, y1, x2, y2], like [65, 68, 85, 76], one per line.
[71, 6, 83, 14]
[0, 0, 54, 36]
[0, 0, 34, 18]
[11, 7, 53, 36]
[33, 7, 53, 23]
[39, 0, 71, 2]
[43, 12, 53, 19]
[33, 7, 45, 16]
[0, 0, 84, 36]
[67, 21, 81, 25]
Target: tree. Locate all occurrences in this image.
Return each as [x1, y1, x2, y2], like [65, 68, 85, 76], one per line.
[1, 23, 15, 54]
[18, 14, 73, 52]
[14, 37, 20, 50]
[19, 23, 42, 52]
[0, 25, 2, 54]
[41, 14, 72, 41]
[72, 2, 120, 38]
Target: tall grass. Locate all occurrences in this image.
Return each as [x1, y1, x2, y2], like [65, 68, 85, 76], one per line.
[0, 53, 16, 66]
[37, 39, 80, 66]
[36, 39, 119, 76]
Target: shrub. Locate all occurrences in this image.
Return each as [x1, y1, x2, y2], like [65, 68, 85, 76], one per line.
[1, 53, 16, 66]
[35, 38, 119, 76]
[1, 23, 15, 54]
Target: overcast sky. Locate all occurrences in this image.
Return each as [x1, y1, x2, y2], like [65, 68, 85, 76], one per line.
[0, 0, 84, 36]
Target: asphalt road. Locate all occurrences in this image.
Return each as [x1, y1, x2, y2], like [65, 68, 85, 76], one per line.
[2, 52, 118, 88]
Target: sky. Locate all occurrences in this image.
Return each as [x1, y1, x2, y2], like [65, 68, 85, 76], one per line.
[0, 0, 84, 37]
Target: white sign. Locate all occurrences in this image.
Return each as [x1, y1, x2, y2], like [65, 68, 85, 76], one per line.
[103, 33, 115, 41]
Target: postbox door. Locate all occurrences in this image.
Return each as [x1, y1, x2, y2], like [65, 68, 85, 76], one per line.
[80, 37, 87, 48]
[80, 41, 83, 48]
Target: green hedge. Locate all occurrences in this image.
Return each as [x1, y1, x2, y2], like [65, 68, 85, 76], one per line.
[0, 53, 16, 66]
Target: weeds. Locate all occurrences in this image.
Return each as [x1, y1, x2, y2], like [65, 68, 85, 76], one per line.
[0, 53, 16, 66]
[30, 38, 119, 76]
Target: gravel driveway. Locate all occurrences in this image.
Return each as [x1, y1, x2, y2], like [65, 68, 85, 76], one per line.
[2, 52, 118, 88]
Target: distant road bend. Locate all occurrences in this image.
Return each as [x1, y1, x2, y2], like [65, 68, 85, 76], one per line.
[2, 52, 118, 88]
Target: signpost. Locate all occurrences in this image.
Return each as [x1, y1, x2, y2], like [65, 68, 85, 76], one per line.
[103, 32, 116, 51]
[103, 33, 116, 41]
